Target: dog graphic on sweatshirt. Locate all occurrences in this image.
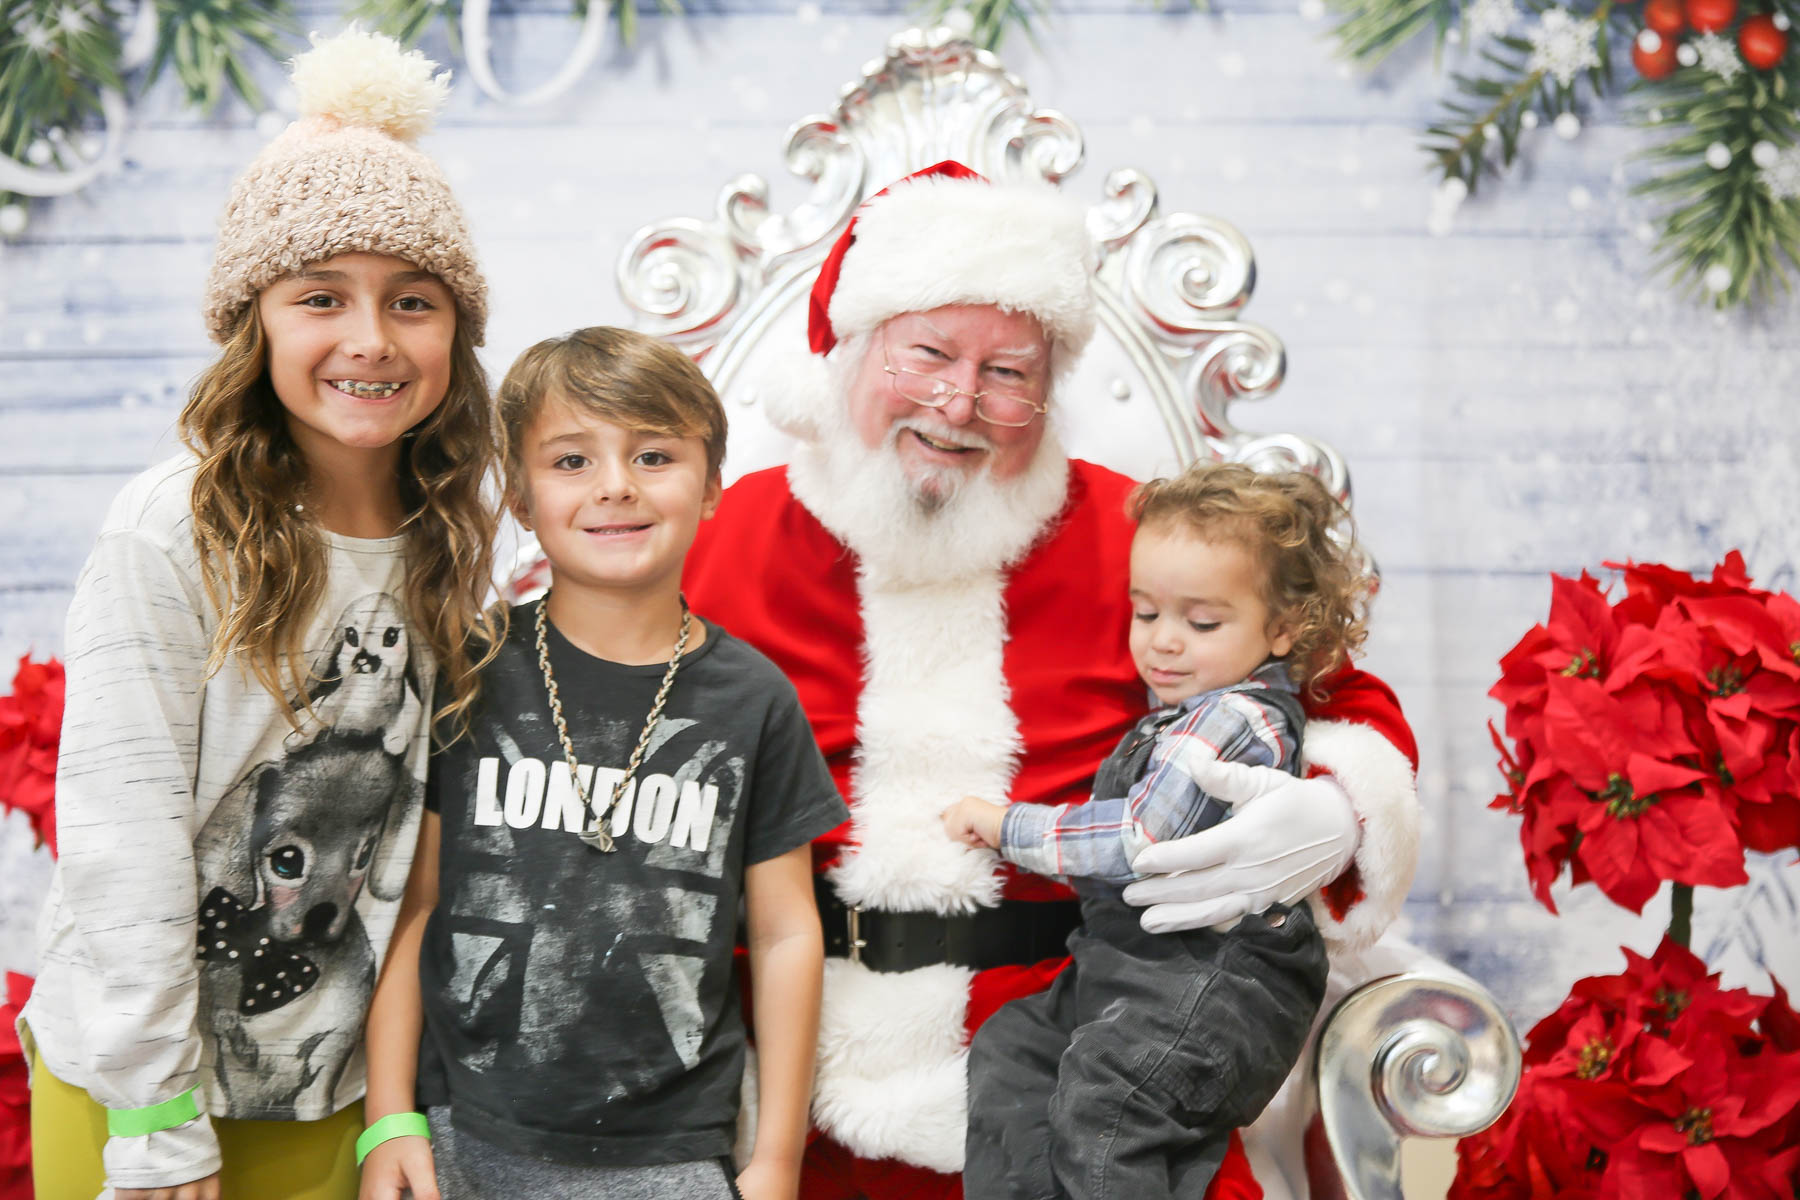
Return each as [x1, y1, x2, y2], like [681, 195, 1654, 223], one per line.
[195, 730, 415, 1115]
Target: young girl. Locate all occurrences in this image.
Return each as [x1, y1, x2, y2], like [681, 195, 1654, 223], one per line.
[20, 30, 500, 1200]
[356, 329, 845, 1200]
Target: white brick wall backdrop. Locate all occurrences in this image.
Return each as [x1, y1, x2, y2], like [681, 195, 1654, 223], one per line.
[3, 0, 1797, 1035]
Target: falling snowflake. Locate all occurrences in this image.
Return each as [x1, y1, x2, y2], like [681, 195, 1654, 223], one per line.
[1693, 32, 1743, 82]
[1758, 144, 1800, 200]
[1464, 0, 1518, 41]
[1527, 9, 1601, 86]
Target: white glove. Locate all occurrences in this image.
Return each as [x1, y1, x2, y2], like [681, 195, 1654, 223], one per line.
[1122, 757, 1360, 934]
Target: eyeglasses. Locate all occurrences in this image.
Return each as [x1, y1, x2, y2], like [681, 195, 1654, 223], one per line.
[880, 328, 1050, 428]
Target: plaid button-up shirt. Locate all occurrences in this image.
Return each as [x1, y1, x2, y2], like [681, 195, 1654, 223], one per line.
[999, 661, 1300, 886]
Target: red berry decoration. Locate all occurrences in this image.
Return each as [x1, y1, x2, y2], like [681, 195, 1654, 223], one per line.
[1645, 0, 1688, 36]
[1634, 31, 1681, 75]
[1685, 0, 1737, 33]
[1739, 13, 1789, 68]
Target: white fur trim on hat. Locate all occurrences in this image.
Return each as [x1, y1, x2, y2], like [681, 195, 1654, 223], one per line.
[1301, 718, 1420, 953]
[828, 175, 1098, 362]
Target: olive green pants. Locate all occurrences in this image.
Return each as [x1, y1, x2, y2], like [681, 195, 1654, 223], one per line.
[30, 1048, 362, 1200]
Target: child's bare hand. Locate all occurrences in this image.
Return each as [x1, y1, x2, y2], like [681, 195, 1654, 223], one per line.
[735, 1155, 800, 1200]
[941, 796, 1006, 848]
[358, 1135, 440, 1200]
[116, 1177, 220, 1200]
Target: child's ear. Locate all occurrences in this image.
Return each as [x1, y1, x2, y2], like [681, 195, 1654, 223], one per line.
[700, 469, 723, 521]
[506, 485, 533, 532]
[1268, 614, 1298, 659]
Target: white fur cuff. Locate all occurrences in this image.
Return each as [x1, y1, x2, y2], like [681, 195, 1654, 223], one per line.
[810, 958, 975, 1172]
[1301, 719, 1420, 953]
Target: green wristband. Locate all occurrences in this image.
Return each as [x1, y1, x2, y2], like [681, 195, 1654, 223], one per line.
[356, 1112, 432, 1165]
[106, 1088, 202, 1137]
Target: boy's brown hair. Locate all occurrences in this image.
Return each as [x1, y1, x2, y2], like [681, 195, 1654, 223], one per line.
[1128, 462, 1371, 695]
[497, 326, 728, 494]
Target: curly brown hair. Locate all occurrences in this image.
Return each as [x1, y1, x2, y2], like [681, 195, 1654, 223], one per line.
[181, 304, 505, 738]
[1128, 462, 1370, 695]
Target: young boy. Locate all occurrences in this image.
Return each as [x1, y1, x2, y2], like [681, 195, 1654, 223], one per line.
[358, 328, 848, 1200]
[942, 462, 1372, 1200]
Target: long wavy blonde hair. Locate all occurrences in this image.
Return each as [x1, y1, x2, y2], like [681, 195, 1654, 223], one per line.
[180, 304, 504, 735]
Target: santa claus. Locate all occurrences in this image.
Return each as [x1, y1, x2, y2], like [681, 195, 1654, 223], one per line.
[682, 162, 1420, 1200]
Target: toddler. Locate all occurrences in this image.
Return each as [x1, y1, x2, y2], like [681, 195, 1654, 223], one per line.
[943, 461, 1371, 1200]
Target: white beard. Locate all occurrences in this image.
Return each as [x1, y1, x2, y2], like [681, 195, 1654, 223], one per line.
[787, 355, 1072, 587]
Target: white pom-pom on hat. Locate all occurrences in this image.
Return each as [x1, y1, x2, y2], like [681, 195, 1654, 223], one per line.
[290, 26, 451, 143]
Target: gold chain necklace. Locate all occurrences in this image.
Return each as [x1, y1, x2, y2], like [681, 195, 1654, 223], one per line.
[533, 592, 693, 852]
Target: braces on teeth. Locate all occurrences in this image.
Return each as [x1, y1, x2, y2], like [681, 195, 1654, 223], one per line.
[333, 380, 403, 397]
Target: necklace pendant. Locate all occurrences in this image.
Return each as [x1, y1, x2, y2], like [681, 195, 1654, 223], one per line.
[579, 823, 617, 852]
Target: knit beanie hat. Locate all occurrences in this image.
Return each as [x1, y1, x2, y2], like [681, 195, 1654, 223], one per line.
[806, 161, 1097, 363]
[202, 28, 488, 345]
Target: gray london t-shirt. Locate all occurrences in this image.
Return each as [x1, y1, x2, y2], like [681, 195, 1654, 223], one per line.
[417, 606, 845, 1166]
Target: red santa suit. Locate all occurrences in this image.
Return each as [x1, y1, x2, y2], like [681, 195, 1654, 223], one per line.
[684, 459, 1421, 1200]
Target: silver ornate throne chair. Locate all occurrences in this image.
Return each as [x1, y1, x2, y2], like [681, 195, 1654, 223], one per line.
[608, 25, 1523, 1200]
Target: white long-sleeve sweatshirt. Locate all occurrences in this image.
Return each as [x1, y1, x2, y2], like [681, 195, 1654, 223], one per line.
[20, 455, 432, 1189]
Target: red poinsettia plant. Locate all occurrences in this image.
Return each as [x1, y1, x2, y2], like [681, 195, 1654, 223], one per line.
[1489, 552, 1800, 916]
[1457, 555, 1800, 1200]
[1451, 939, 1800, 1200]
[0, 653, 60, 1200]
[0, 654, 62, 855]
[0, 974, 33, 1200]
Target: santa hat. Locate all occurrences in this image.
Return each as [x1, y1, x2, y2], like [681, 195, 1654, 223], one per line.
[202, 28, 488, 345]
[806, 162, 1097, 361]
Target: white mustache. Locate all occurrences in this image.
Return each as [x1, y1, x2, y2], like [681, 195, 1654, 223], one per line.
[891, 416, 995, 453]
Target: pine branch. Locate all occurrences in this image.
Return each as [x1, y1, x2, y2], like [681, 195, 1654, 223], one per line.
[0, 0, 126, 221]
[913, 0, 1205, 53]
[916, 0, 1052, 50]
[1634, 60, 1800, 307]
[596, 0, 685, 51]
[349, 0, 679, 54]
[144, 0, 297, 113]
[1420, 0, 1618, 191]
[345, 0, 464, 57]
[1328, 0, 1457, 66]
[1422, 38, 1548, 188]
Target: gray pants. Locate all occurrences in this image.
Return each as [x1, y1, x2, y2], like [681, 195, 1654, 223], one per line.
[425, 1108, 739, 1200]
[963, 900, 1328, 1200]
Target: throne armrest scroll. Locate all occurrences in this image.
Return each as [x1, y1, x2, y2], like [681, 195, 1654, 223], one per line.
[1314, 971, 1523, 1200]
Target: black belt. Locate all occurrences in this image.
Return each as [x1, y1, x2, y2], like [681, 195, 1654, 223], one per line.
[815, 876, 1081, 973]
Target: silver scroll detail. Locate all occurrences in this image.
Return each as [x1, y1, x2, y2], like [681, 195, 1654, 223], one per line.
[1315, 973, 1524, 1200]
[613, 21, 1346, 502]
